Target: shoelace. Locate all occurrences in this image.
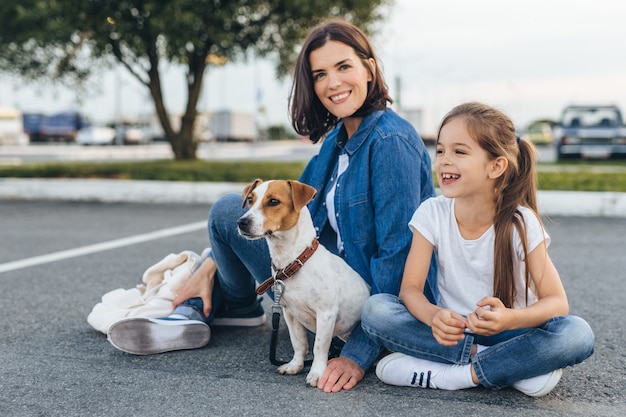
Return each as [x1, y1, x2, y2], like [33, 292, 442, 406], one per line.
[411, 370, 432, 388]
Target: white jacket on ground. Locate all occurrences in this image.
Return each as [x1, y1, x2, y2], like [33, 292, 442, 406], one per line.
[87, 248, 209, 334]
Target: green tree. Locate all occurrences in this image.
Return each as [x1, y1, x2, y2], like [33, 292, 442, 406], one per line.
[0, 0, 391, 159]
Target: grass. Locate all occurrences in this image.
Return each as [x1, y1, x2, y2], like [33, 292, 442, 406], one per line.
[537, 170, 624, 192]
[0, 160, 307, 183]
[1, 159, 626, 192]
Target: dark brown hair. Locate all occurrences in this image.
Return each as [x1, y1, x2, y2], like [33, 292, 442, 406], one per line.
[438, 102, 540, 308]
[289, 19, 392, 143]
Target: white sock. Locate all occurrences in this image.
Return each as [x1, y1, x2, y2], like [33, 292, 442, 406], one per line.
[438, 363, 479, 390]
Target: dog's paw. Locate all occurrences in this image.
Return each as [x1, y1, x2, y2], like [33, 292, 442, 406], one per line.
[277, 360, 303, 375]
[305, 370, 322, 387]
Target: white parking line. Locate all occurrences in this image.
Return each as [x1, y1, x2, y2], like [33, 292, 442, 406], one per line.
[0, 221, 207, 274]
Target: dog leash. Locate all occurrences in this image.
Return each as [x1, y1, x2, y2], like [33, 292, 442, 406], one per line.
[256, 237, 342, 367]
[268, 279, 294, 366]
[268, 279, 344, 367]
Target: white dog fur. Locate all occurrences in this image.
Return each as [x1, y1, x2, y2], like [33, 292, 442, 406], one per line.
[237, 179, 370, 386]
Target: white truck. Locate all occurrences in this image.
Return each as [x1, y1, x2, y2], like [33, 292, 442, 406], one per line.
[211, 110, 257, 142]
[0, 108, 29, 145]
[397, 107, 435, 145]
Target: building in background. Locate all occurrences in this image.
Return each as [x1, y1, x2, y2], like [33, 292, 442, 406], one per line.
[0, 108, 29, 145]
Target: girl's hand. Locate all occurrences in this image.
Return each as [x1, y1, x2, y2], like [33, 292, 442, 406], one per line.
[431, 308, 468, 346]
[467, 297, 511, 336]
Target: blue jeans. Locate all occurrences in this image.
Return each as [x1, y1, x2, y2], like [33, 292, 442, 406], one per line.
[361, 293, 595, 390]
[173, 193, 272, 323]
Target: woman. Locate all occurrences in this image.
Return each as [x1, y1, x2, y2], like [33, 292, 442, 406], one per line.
[107, 18, 438, 393]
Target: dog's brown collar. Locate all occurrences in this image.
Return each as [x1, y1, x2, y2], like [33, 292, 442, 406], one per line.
[256, 238, 320, 295]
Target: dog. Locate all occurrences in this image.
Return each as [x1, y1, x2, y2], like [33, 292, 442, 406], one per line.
[237, 179, 370, 386]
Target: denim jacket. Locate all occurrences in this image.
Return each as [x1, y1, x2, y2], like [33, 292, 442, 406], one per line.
[299, 108, 438, 370]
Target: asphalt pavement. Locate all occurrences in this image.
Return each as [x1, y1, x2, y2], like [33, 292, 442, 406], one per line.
[0, 188, 625, 416]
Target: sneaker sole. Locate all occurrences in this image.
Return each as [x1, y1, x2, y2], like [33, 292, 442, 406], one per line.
[107, 318, 210, 355]
[514, 369, 563, 397]
[211, 314, 267, 327]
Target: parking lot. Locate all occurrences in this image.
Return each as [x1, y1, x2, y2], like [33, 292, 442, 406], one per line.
[0, 139, 560, 164]
[0, 199, 624, 416]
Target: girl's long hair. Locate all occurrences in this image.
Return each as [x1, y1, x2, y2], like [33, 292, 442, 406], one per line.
[289, 19, 392, 143]
[439, 102, 539, 308]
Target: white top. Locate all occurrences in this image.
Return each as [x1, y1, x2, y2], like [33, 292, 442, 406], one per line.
[326, 153, 350, 253]
[409, 195, 549, 315]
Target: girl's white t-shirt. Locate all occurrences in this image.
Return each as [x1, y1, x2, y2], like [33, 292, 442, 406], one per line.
[409, 195, 549, 316]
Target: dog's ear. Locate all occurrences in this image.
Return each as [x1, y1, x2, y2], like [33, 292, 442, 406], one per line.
[288, 180, 317, 211]
[241, 178, 263, 208]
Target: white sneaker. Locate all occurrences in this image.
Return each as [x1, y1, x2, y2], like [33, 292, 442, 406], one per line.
[512, 369, 563, 397]
[107, 317, 210, 355]
[376, 352, 473, 390]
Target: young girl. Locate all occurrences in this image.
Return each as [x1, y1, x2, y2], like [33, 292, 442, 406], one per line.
[361, 102, 594, 397]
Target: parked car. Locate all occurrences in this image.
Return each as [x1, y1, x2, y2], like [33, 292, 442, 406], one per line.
[554, 105, 626, 160]
[76, 126, 117, 145]
[523, 122, 554, 145]
[113, 122, 151, 145]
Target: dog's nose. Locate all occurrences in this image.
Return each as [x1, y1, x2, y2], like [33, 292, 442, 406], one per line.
[237, 216, 250, 231]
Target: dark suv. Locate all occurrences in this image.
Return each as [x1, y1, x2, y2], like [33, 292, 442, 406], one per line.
[554, 105, 626, 160]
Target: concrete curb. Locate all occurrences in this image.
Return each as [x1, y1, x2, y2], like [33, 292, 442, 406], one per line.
[537, 190, 626, 218]
[0, 178, 245, 204]
[1, 178, 626, 217]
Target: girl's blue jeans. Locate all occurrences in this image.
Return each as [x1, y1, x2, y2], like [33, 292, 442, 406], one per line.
[361, 293, 595, 389]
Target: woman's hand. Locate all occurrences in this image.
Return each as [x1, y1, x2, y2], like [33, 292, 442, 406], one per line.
[317, 357, 365, 393]
[172, 258, 217, 317]
[431, 308, 468, 346]
[466, 296, 511, 336]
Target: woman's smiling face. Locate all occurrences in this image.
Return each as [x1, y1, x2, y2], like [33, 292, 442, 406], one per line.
[309, 40, 373, 121]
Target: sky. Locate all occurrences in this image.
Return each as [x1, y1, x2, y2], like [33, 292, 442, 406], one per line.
[1, 0, 625, 135]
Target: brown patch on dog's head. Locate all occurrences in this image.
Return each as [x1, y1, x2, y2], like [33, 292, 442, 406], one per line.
[287, 180, 317, 210]
[241, 178, 263, 209]
[251, 180, 317, 234]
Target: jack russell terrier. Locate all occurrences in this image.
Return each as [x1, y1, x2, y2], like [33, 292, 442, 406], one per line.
[237, 179, 370, 386]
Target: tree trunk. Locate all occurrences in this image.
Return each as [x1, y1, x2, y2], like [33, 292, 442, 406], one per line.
[169, 52, 208, 160]
[168, 118, 198, 160]
[144, 45, 208, 160]
[153, 52, 208, 160]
